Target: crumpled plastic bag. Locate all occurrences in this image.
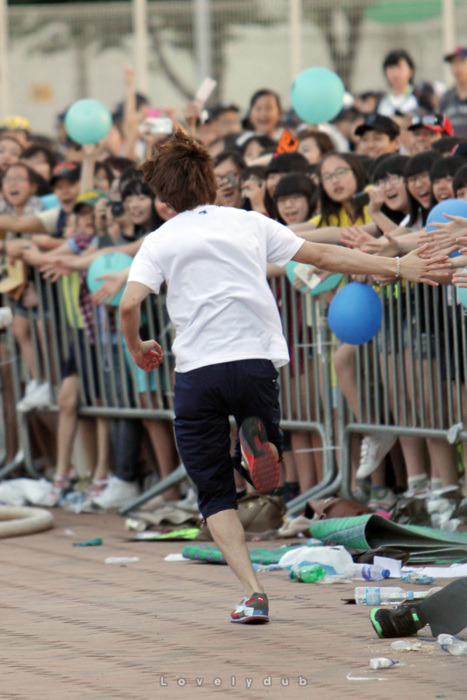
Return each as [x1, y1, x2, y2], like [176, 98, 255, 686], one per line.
[0, 478, 53, 507]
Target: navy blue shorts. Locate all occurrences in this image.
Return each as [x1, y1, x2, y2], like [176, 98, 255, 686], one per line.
[173, 359, 283, 519]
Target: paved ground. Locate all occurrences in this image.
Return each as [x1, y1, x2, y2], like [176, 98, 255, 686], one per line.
[0, 508, 464, 700]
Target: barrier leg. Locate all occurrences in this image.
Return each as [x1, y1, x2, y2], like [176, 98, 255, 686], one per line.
[119, 462, 187, 515]
[0, 449, 26, 480]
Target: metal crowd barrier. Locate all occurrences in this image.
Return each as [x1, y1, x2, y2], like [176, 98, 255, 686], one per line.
[1, 270, 465, 515]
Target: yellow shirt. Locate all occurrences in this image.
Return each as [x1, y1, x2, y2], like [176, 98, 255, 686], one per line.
[310, 205, 372, 229]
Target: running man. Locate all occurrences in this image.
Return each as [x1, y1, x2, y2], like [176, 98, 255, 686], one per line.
[119, 130, 448, 624]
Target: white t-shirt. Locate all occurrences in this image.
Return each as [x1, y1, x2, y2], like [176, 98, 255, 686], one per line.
[128, 204, 304, 372]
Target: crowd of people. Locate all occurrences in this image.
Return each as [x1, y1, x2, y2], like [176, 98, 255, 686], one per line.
[1, 47, 467, 516]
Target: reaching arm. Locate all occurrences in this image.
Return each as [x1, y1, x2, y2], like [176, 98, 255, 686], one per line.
[0, 214, 46, 234]
[292, 240, 450, 285]
[80, 144, 97, 192]
[290, 220, 378, 244]
[119, 281, 163, 370]
[292, 224, 343, 244]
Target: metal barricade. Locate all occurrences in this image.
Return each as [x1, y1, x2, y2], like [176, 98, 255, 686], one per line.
[1, 271, 465, 514]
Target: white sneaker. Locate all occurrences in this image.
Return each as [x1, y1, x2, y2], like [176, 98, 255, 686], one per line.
[356, 433, 397, 479]
[17, 381, 52, 411]
[352, 479, 371, 505]
[176, 486, 199, 512]
[91, 476, 139, 510]
[16, 380, 38, 411]
[368, 487, 397, 511]
[403, 477, 430, 499]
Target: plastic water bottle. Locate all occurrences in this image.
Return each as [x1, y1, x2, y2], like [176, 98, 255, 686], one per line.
[295, 564, 327, 583]
[349, 564, 390, 581]
[401, 572, 434, 585]
[278, 545, 353, 574]
[391, 640, 422, 651]
[355, 586, 442, 605]
[437, 634, 467, 656]
[369, 658, 403, 669]
[289, 563, 336, 581]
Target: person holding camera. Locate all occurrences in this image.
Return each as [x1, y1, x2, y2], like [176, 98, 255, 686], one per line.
[214, 151, 245, 209]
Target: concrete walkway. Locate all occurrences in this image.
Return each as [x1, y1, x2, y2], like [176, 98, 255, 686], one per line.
[0, 509, 464, 699]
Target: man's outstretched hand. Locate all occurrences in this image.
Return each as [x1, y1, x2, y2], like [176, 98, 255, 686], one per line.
[130, 339, 163, 371]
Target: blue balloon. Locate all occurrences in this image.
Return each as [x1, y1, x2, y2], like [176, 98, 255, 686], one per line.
[457, 268, 467, 307]
[86, 252, 133, 306]
[328, 282, 383, 345]
[291, 67, 345, 124]
[426, 198, 467, 258]
[64, 99, 112, 145]
[286, 261, 342, 294]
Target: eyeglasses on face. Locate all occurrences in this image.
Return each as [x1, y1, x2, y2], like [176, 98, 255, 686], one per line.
[405, 172, 430, 186]
[3, 176, 28, 183]
[374, 173, 403, 189]
[321, 166, 352, 182]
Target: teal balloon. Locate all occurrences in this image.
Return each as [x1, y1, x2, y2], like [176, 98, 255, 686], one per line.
[86, 252, 133, 307]
[291, 67, 345, 124]
[40, 193, 60, 209]
[328, 282, 383, 345]
[457, 269, 467, 307]
[64, 99, 112, 145]
[286, 261, 342, 295]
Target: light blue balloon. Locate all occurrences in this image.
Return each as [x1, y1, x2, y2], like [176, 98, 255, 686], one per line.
[291, 67, 345, 124]
[286, 261, 342, 295]
[457, 268, 467, 308]
[328, 282, 383, 345]
[86, 252, 133, 306]
[64, 99, 112, 145]
[426, 198, 467, 258]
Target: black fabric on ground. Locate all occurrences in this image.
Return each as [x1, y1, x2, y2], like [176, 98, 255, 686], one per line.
[416, 577, 467, 636]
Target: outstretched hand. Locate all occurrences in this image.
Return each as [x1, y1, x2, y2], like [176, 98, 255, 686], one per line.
[340, 226, 396, 256]
[91, 271, 127, 305]
[40, 258, 72, 282]
[130, 339, 163, 372]
[399, 243, 451, 286]
[418, 215, 466, 253]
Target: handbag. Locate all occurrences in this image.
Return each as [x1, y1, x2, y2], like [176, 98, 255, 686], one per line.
[194, 493, 286, 541]
[0, 255, 27, 299]
[237, 493, 286, 532]
[305, 497, 373, 520]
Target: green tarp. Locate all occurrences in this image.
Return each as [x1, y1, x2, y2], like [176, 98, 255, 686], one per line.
[181, 543, 304, 565]
[308, 514, 467, 563]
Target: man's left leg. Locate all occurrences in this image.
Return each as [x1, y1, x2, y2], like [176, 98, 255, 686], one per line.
[206, 508, 263, 596]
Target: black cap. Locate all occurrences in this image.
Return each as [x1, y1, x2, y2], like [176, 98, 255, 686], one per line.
[209, 103, 240, 120]
[444, 46, 467, 62]
[50, 162, 81, 185]
[354, 114, 400, 139]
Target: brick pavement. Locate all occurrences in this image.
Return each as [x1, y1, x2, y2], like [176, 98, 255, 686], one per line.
[0, 509, 464, 700]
